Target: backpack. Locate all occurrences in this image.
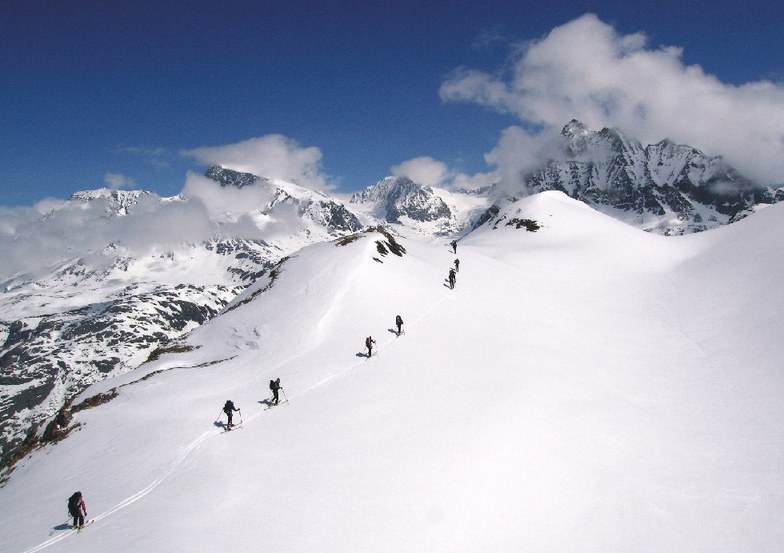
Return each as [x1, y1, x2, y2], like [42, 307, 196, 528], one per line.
[68, 492, 81, 514]
[396, 315, 403, 326]
[365, 336, 372, 348]
[224, 400, 234, 413]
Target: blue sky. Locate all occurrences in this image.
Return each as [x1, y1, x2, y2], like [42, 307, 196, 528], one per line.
[3, 0, 784, 206]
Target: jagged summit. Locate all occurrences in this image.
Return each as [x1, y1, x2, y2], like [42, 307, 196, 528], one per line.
[520, 121, 783, 234]
[561, 118, 591, 139]
[63, 188, 155, 217]
[204, 164, 268, 188]
[350, 176, 452, 224]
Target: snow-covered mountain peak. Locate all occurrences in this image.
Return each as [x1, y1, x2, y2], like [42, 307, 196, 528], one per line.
[516, 121, 783, 234]
[201, 165, 363, 238]
[60, 188, 155, 217]
[204, 164, 269, 189]
[561, 119, 594, 151]
[349, 176, 454, 231]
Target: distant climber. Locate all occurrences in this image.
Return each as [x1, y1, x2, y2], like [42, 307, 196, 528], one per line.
[365, 336, 376, 358]
[395, 315, 404, 336]
[448, 268, 456, 289]
[67, 491, 87, 529]
[269, 378, 282, 405]
[450, 240, 458, 254]
[454, 258, 460, 273]
[223, 400, 240, 428]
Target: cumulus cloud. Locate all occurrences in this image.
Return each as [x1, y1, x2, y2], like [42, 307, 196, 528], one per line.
[391, 156, 451, 187]
[183, 135, 334, 191]
[441, 13, 784, 184]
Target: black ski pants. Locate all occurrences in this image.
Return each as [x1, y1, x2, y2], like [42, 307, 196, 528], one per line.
[70, 510, 84, 527]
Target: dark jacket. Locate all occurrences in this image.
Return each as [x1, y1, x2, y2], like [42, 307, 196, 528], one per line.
[68, 493, 86, 517]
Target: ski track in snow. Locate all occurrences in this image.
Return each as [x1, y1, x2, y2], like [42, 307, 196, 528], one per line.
[19, 290, 449, 553]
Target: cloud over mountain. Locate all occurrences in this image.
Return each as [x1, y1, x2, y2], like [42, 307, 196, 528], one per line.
[391, 156, 451, 187]
[183, 135, 334, 192]
[440, 13, 784, 185]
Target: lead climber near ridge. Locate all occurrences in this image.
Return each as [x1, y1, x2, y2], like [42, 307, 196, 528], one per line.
[365, 335, 376, 358]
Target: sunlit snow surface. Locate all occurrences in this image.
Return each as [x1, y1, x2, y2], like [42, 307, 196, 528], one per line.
[2, 192, 783, 552]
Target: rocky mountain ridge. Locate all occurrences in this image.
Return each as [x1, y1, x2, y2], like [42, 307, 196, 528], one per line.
[517, 120, 783, 234]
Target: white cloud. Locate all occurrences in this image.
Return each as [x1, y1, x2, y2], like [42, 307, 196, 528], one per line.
[180, 172, 274, 226]
[0, 170, 317, 278]
[483, 126, 566, 194]
[183, 135, 334, 191]
[390, 156, 451, 187]
[441, 13, 784, 184]
[104, 172, 138, 190]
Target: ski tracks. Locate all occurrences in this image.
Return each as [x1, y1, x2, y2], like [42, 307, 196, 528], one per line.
[21, 281, 450, 553]
[20, 428, 219, 553]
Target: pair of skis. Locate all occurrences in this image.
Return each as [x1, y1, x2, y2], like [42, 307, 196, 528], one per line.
[59, 519, 93, 532]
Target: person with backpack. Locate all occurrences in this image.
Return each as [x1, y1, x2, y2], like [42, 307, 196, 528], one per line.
[395, 315, 404, 336]
[448, 268, 456, 289]
[365, 336, 376, 358]
[269, 378, 282, 405]
[223, 400, 240, 428]
[67, 491, 87, 529]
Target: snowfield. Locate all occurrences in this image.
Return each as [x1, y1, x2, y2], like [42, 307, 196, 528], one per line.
[1, 191, 783, 552]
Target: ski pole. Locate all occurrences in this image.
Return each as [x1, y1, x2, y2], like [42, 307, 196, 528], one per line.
[281, 388, 288, 403]
[215, 409, 224, 423]
[239, 410, 243, 425]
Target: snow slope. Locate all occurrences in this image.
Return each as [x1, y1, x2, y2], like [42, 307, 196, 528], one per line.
[1, 192, 783, 552]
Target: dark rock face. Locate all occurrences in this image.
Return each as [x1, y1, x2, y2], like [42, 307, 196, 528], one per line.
[204, 165, 266, 188]
[520, 120, 782, 234]
[350, 177, 452, 224]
